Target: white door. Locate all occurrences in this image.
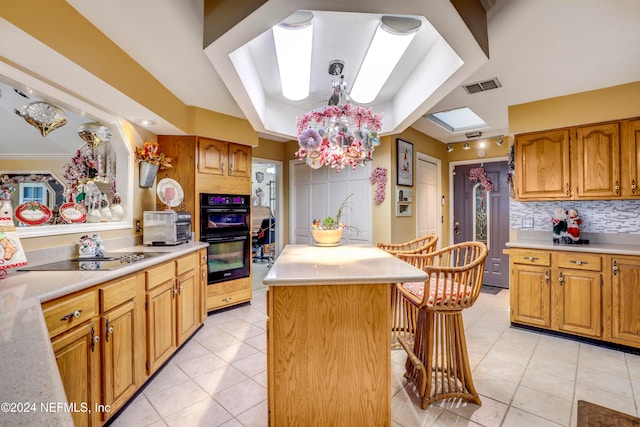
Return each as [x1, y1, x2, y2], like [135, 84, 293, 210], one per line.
[417, 154, 441, 245]
[291, 161, 372, 245]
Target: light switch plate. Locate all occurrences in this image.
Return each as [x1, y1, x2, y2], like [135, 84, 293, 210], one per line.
[522, 217, 534, 228]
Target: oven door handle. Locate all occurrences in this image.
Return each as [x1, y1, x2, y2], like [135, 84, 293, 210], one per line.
[203, 208, 249, 214]
[204, 236, 247, 243]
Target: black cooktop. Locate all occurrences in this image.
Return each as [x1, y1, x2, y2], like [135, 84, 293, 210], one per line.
[19, 252, 164, 272]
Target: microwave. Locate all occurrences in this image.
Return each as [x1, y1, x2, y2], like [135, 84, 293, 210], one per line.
[143, 210, 192, 245]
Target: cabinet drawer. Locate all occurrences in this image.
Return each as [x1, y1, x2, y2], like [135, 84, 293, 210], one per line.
[146, 262, 175, 290]
[100, 274, 138, 312]
[43, 290, 98, 338]
[556, 252, 602, 271]
[176, 254, 196, 276]
[207, 288, 252, 310]
[207, 278, 250, 296]
[510, 249, 551, 266]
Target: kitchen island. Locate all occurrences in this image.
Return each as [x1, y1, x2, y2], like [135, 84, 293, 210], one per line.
[263, 244, 428, 427]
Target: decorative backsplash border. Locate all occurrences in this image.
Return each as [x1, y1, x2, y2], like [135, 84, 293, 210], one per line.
[510, 199, 640, 234]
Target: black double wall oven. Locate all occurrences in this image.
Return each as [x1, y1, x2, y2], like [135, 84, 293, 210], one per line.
[200, 193, 251, 284]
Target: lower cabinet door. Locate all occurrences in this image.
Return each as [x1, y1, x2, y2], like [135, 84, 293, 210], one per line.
[102, 300, 138, 419]
[553, 269, 601, 338]
[147, 280, 177, 374]
[51, 320, 101, 427]
[611, 257, 640, 345]
[177, 271, 199, 345]
[511, 264, 551, 327]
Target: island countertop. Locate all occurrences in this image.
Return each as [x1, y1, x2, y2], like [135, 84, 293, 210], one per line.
[263, 243, 428, 286]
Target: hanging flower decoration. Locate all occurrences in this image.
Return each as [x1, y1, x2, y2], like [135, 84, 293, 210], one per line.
[294, 104, 383, 171]
[134, 141, 172, 170]
[469, 166, 494, 192]
[369, 167, 388, 204]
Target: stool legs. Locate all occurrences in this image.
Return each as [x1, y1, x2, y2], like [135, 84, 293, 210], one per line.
[402, 308, 481, 409]
[391, 285, 418, 349]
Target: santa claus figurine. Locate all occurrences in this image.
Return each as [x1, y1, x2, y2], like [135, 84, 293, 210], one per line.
[551, 208, 567, 244]
[566, 209, 582, 242]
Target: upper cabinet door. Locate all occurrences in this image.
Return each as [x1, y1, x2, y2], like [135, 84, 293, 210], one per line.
[228, 144, 251, 178]
[622, 119, 640, 197]
[574, 122, 621, 199]
[198, 138, 226, 175]
[515, 129, 571, 200]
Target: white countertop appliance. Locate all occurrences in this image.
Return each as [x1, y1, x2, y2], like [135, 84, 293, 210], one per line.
[143, 210, 191, 245]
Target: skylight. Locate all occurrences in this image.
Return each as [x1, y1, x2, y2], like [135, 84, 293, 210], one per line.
[427, 107, 487, 133]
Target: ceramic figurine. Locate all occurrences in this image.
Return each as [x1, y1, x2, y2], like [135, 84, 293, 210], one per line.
[99, 193, 112, 222]
[566, 209, 582, 242]
[86, 196, 101, 223]
[110, 192, 124, 222]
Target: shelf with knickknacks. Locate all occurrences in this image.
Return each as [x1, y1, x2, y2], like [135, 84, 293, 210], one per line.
[135, 141, 172, 188]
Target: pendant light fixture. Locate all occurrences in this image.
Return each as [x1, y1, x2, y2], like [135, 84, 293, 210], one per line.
[16, 101, 67, 137]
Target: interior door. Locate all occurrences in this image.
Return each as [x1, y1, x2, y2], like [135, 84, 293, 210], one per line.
[453, 161, 510, 287]
[417, 156, 441, 244]
[291, 161, 371, 245]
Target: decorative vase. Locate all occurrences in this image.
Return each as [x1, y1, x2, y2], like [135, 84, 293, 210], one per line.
[110, 192, 124, 222]
[311, 229, 343, 246]
[139, 161, 159, 188]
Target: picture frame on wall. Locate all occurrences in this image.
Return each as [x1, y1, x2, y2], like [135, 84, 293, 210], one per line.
[396, 138, 414, 187]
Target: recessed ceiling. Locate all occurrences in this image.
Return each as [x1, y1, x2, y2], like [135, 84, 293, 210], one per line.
[204, 2, 489, 139]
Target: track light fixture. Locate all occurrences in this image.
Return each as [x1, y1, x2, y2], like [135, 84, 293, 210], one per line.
[447, 144, 453, 153]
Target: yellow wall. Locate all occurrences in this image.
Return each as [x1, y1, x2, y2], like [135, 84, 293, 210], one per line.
[509, 81, 640, 134]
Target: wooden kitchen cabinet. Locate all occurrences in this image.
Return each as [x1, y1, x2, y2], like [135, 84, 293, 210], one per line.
[552, 252, 602, 338]
[510, 249, 602, 339]
[176, 254, 200, 345]
[146, 268, 177, 374]
[198, 138, 250, 177]
[146, 252, 203, 374]
[50, 320, 101, 427]
[510, 249, 551, 327]
[99, 274, 145, 419]
[573, 122, 620, 199]
[621, 119, 640, 197]
[45, 273, 145, 425]
[607, 256, 640, 346]
[514, 129, 571, 200]
[199, 249, 208, 323]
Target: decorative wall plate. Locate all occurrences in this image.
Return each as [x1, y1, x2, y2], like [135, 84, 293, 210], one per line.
[60, 202, 87, 223]
[157, 178, 184, 208]
[14, 202, 52, 225]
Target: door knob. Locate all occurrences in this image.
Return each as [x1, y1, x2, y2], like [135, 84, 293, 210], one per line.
[454, 221, 460, 235]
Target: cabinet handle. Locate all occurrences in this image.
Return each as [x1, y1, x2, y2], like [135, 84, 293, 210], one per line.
[565, 183, 570, 196]
[60, 309, 82, 322]
[105, 319, 114, 343]
[230, 156, 234, 173]
[558, 272, 564, 285]
[613, 260, 618, 276]
[524, 256, 539, 261]
[220, 161, 224, 174]
[545, 270, 550, 284]
[570, 260, 588, 265]
[614, 180, 620, 195]
[222, 297, 232, 302]
[632, 180, 637, 194]
[91, 327, 99, 352]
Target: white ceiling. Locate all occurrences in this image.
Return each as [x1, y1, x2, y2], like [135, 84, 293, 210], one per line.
[2, 0, 640, 155]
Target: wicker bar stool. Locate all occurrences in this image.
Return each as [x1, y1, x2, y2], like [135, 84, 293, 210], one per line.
[377, 235, 438, 349]
[395, 241, 488, 409]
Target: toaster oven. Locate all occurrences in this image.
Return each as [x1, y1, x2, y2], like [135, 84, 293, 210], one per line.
[143, 210, 192, 245]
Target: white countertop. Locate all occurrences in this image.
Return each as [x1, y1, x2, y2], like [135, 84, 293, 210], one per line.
[263, 244, 428, 286]
[506, 240, 640, 256]
[0, 241, 207, 426]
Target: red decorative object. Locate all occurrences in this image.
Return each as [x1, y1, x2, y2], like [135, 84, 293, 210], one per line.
[468, 167, 494, 192]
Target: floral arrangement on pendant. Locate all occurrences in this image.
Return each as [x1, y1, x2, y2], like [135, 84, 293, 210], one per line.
[294, 104, 383, 171]
[369, 167, 388, 204]
[134, 141, 172, 170]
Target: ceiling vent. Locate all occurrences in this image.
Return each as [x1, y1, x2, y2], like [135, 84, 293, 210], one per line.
[462, 78, 502, 94]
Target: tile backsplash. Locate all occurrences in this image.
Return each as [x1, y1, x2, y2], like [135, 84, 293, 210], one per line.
[510, 199, 640, 234]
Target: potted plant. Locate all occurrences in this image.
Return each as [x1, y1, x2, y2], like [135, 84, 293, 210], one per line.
[311, 194, 358, 245]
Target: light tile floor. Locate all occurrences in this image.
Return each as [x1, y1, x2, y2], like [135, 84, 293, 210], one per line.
[111, 262, 640, 426]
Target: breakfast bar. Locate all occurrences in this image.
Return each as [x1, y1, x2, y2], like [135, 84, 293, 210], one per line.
[263, 244, 428, 427]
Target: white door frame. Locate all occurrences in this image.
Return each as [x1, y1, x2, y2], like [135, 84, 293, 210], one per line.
[253, 157, 284, 255]
[448, 156, 508, 245]
[416, 152, 443, 247]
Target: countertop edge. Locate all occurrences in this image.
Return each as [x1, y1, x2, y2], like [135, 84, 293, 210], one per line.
[506, 241, 640, 256]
